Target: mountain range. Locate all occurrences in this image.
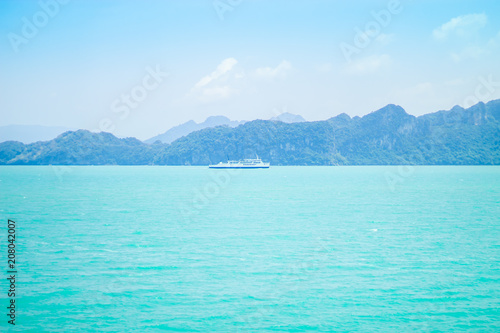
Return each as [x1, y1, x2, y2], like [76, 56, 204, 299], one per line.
[145, 113, 306, 144]
[0, 113, 306, 145]
[1, 101, 499, 165]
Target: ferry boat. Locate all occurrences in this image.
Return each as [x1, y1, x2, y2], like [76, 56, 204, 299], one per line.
[209, 158, 270, 169]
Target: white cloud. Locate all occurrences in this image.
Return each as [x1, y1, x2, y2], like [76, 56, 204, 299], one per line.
[432, 13, 487, 40]
[190, 58, 238, 102]
[451, 46, 486, 63]
[345, 54, 391, 74]
[194, 57, 238, 89]
[255, 60, 292, 78]
[449, 29, 500, 62]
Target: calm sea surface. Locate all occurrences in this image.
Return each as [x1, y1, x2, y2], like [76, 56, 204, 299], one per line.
[0, 166, 499, 332]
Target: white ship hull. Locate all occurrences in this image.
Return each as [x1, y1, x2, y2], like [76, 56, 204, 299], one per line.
[209, 164, 270, 169]
[209, 158, 270, 169]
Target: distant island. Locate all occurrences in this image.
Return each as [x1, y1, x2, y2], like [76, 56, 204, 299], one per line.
[1, 100, 499, 165]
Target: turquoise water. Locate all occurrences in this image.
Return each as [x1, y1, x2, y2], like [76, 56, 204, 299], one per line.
[0, 166, 499, 332]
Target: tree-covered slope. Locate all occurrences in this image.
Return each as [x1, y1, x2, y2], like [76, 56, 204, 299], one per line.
[1, 130, 160, 165]
[1, 100, 499, 165]
[156, 101, 500, 165]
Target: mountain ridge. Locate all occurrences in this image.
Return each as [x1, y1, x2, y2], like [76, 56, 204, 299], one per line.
[1, 100, 499, 165]
[145, 115, 245, 144]
[144, 113, 306, 144]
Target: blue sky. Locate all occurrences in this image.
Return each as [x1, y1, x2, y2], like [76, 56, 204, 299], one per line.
[1, 0, 500, 140]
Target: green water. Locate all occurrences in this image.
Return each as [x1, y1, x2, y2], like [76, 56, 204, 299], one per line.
[0, 166, 499, 332]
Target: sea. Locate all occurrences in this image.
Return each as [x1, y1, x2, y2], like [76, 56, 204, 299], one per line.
[0, 166, 499, 332]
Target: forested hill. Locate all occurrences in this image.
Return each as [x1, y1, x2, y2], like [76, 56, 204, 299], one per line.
[1, 100, 499, 165]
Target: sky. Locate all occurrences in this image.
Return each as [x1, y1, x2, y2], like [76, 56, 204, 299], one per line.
[1, 0, 500, 140]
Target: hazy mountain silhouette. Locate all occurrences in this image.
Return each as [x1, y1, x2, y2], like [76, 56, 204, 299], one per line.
[1, 100, 499, 165]
[145, 116, 244, 144]
[270, 112, 306, 123]
[145, 113, 306, 144]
